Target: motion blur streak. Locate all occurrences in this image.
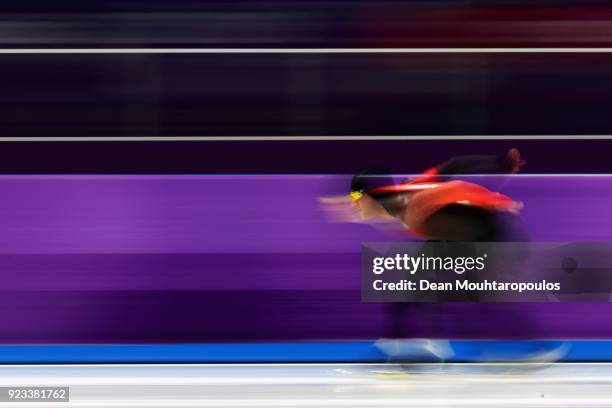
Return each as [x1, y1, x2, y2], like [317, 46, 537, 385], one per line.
[4, 1, 612, 47]
[6, 3, 612, 137]
[0, 174, 610, 343]
[1, 363, 612, 407]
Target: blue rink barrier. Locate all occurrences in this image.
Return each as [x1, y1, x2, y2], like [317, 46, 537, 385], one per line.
[0, 341, 611, 364]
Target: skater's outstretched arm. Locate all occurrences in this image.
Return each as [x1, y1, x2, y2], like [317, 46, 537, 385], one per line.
[411, 148, 525, 183]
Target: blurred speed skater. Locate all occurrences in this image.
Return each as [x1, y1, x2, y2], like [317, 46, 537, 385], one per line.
[324, 148, 527, 242]
[322, 150, 567, 362]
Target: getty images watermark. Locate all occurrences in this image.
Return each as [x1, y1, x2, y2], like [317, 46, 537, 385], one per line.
[361, 242, 612, 302]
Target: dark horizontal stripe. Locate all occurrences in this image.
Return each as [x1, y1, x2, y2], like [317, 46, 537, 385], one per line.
[0, 139, 607, 174]
[0, 290, 609, 342]
[2, 53, 612, 137]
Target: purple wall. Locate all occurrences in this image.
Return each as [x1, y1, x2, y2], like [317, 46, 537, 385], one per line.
[0, 175, 610, 342]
